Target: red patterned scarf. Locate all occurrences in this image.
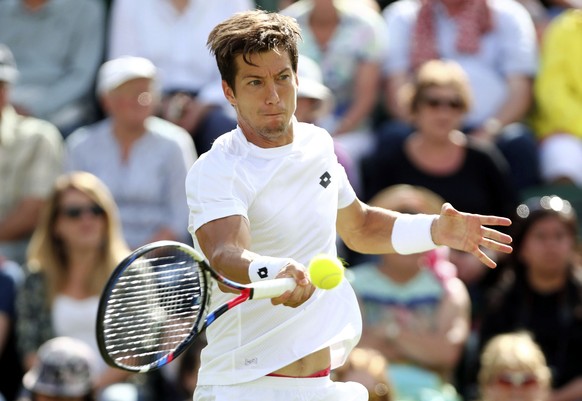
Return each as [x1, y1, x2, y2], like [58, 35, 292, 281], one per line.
[411, 0, 493, 70]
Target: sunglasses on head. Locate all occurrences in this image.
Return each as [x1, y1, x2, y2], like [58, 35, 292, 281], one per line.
[421, 96, 463, 110]
[493, 372, 539, 388]
[60, 204, 105, 219]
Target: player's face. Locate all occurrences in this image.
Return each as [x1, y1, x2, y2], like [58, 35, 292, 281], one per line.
[224, 50, 298, 148]
[414, 85, 465, 140]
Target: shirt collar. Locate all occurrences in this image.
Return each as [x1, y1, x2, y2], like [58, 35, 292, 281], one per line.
[0, 105, 19, 146]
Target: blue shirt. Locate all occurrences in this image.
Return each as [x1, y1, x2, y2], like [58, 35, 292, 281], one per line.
[383, 0, 538, 126]
[65, 116, 196, 249]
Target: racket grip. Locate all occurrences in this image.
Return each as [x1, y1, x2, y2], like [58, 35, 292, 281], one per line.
[249, 277, 297, 300]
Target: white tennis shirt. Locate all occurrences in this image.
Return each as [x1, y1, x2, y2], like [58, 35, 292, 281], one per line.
[186, 119, 362, 385]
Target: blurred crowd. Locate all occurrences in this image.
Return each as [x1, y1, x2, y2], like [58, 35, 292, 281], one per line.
[1, 0, 582, 400]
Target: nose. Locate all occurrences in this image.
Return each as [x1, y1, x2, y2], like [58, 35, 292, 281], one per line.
[265, 81, 280, 105]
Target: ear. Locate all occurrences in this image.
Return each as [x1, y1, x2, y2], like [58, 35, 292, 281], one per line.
[222, 81, 236, 107]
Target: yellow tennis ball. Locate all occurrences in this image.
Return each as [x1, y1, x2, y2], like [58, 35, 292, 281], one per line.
[308, 254, 345, 290]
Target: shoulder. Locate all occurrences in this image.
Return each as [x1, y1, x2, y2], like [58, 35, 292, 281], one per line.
[279, 0, 312, 17]
[66, 120, 107, 149]
[62, 0, 104, 14]
[146, 117, 195, 150]
[488, 0, 533, 24]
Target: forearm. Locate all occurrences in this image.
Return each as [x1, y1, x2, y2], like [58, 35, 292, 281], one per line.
[0, 198, 44, 241]
[95, 367, 133, 391]
[338, 200, 400, 254]
[333, 63, 380, 135]
[0, 314, 9, 354]
[393, 331, 463, 370]
[488, 76, 533, 128]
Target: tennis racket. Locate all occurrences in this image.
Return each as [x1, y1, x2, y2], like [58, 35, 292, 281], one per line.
[96, 240, 296, 372]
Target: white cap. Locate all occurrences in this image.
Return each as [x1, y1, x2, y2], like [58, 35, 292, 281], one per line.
[97, 56, 157, 95]
[22, 337, 96, 398]
[297, 55, 334, 115]
[297, 55, 333, 101]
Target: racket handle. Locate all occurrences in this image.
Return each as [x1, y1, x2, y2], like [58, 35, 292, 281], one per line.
[249, 277, 297, 300]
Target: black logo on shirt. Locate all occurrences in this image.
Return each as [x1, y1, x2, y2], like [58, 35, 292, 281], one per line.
[319, 171, 331, 188]
[257, 267, 269, 279]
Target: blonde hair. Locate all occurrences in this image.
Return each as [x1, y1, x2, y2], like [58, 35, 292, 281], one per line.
[400, 59, 473, 115]
[479, 332, 552, 390]
[369, 184, 445, 215]
[27, 172, 130, 303]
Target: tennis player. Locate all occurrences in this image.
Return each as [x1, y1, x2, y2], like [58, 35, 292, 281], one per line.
[186, 10, 513, 401]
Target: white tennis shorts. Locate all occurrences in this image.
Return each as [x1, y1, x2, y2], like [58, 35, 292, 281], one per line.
[193, 375, 368, 401]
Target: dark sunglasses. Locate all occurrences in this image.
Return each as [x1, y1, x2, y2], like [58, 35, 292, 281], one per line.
[493, 372, 539, 388]
[421, 96, 464, 110]
[60, 204, 105, 219]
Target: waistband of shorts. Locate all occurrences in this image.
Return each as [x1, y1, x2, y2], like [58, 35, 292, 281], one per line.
[266, 366, 331, 379]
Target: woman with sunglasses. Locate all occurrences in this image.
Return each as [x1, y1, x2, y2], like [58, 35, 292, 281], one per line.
[479, 195, 582, 401]
[362, 59, 518, 334]
[478, 332, 551, 401]
[14, 172, 144, 401]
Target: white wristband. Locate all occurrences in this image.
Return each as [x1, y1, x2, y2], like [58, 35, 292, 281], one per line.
[391, 214, 439, 255]
[248, 256, 292, 282]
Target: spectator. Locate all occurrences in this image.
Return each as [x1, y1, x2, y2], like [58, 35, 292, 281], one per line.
[0, 0, 105, 136]
[0, 262, 23, 401]
[281, 0, 389, 182]
[479, 195, 582, 401]
[0, 43, 64, 266]
[65, 56, 196, 250]
[378, 0, 540, 191]
[107, 0, 253, 154]
[15, 172, 141, 400]
[351, 184, 470, 401]
[18, 336, 98, 401]
[477, 332, 551, 401]
[332, 347, 393, 401]
[361, 60, 518, 326]
[531, 9, 582, 187]
[295, 54, 360, 195]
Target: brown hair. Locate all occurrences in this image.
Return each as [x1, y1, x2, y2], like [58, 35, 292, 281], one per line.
[207, 10, 302, 91]
[26, 172, 130, 303]
[401, 59, 473, 115]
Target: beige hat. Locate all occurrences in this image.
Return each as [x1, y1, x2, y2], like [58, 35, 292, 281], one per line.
[97, 56, 157, 95]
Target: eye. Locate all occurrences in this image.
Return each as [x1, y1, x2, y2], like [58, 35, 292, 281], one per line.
[279, 73, 292, 81]
[248, 79, 262, 87]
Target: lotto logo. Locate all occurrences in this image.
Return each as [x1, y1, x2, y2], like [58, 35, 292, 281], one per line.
[257, 266, 269, 279]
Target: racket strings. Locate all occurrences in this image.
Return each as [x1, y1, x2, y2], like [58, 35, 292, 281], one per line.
[102, 250, 206, 369]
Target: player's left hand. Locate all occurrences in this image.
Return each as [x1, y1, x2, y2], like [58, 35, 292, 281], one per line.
[271, 262, 316, 308]
[432, 203, 512, 268]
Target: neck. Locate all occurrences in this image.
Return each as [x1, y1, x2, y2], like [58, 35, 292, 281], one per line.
[171, 0, 189, 14]
[23, 0, 47, 11]
[527, 269, 568, 294]
[310, 1, 339, 24]
[378, 257, 422, 284]
[441, 0, 465, 16]
[112, 120, 146, 157]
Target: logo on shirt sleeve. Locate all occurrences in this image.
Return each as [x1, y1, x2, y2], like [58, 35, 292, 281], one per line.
[319, 171, 331, 188]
